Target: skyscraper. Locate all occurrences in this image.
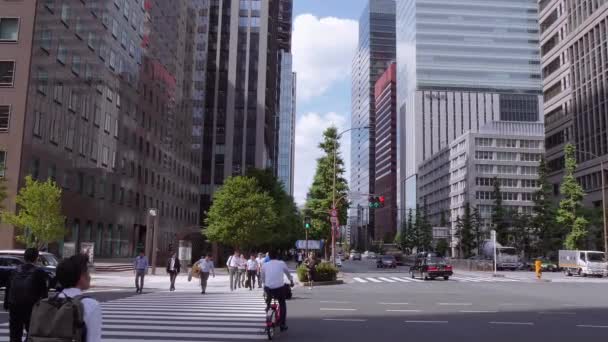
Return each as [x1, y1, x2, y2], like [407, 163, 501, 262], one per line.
[277, 51, 296, 196]
[541, 0, 608, 216]
[351, 0, 396, 242]
[396, 0, 543, 220]
[0, 0, 200, 258]
[200, 0, 293, 215]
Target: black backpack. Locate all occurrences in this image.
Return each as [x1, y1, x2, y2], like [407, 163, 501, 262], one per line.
[8, 265, 41, 307]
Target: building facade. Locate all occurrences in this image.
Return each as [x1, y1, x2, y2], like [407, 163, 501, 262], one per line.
[277, 51, 296, 196]
[448, 121, 545, 256]
[0, 0, 200, 259]
[396, 0, 543, 221]
[200, 0, 293, 215]
[351, 0, 396, 242]
[373, 62, 397, 241]
[540, 0, 608, 218]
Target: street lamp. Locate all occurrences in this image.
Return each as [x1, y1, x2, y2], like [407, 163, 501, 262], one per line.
[576, 150, 608, 255]
[146, 208, 160, 275]
[331, 126, 370, 265]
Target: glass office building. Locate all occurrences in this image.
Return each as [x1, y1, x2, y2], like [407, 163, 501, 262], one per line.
[396, 0, 543, 217]
[351, 0, 396, 240]
[277, 51, 296, 195]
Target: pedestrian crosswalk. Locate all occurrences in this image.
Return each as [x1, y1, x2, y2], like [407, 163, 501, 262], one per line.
[351, 275, 521, 284]
[0, 290, 268, 341]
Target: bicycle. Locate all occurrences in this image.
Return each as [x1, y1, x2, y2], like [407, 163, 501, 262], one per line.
[265, 296, 281, 340]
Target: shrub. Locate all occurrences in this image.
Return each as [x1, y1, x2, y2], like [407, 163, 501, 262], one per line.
[296, 262, 339, 282]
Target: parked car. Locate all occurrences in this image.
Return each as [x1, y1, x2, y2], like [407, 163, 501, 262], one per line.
[0, 256, 23, 288]
[0, 250, 59, 289]
[350, 252, 362, 261]
[377, 255, 397, 268]
[409, 252, 453, 280]
[362, 251, 377, 260]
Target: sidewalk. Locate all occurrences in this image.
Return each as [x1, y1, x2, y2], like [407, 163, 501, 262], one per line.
[92, 268, 233, 291]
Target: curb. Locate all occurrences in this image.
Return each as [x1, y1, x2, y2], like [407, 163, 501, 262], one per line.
[301, 280, 344, 286]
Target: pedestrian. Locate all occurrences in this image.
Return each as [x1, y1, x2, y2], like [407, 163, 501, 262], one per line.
[166, 252, 181, 292]
[226, 250, 240, 291]
[246, 254, 258, 290]
[237, 253, 247, 288]
[28, 254, 102, 342]
[133, 250, 148, 294]
[261, 250, 294, 332]
[256, 253, 264, 288]
[304, 252, 318, 290]
[195, 254, 215, 294]
[297, 251, 303, 267]
[3, 248, 48, 342]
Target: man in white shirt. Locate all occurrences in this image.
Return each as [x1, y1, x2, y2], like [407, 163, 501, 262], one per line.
[57, 254, 102, 342]
[246, 254, 258, 290]
[261, 251, 294, 331]
[226, 251, 240, 291]
[256, 253, 264, 288]
[195, 254, 215, 294]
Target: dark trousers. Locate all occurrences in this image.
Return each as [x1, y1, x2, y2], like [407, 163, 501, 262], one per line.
[247, 270, 256, 290]
[9, 305, 31, 342]
[200, 272, 210, 293]
[135, 270, 146, 292]
[265, 286, 287, 327]
[169, 271, 178, 290]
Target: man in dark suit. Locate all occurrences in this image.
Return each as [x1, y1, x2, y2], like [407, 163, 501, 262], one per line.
[166, 252, 181, 291]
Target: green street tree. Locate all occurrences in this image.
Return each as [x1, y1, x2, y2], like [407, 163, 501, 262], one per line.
[0, 176, 7, 212]
[458, 203, 475, 258]
[435, 239, 449, 256]
[205, 176, 278, 250]
[471, 206, 484, 255]
[1, 176, 66, 248]
[511, 212, 533, 259]
[404, 208, 416, 253]
[533, 158, 559, 256]
[245, 168, 304, 250]
[304, 127, 349, 243]
[557, 143, 589, 250]
[419, 202, 433, 251]
[492, 177, 509, 244]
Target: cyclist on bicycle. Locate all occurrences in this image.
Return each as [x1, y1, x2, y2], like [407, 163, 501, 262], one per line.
[261, 250, 294, 331]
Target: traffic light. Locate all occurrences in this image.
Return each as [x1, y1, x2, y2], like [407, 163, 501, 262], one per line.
[368, 196, 386, 209]
[304, 216, 311, 229]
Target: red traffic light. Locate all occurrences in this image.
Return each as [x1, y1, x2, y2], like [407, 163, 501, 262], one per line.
[379, 196, 385, 203]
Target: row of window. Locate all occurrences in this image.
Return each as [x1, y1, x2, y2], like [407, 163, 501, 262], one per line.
[474, 138, 543, 149]
[475, 191, 536, 201]
[475, 151, 543, 161]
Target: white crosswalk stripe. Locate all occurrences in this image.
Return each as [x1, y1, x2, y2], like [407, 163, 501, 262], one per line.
[0, 291, 268, 342]
[349, 275, 523, 284]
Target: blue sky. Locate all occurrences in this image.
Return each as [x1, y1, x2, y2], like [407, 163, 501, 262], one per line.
[291, 0, 368, 205]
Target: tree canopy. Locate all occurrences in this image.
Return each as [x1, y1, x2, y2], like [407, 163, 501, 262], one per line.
[557, 144, 589, 250]
[1, 176, 66, 248]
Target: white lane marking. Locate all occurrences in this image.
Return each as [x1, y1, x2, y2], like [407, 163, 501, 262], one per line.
[103, 319, 263, 326]
[405, 320, 448, 324]
[101, 331, 267, 340]
[353, 277, 368, 283]
[323, 318, 367, 322]
[101, 311, 262, 317]
[320, 308, 357, 311]
[379, 302, 410, 305]
[102, 307, 265, 313]
[103, 324, 260, 333]
[489, 321, 534, 326]
[577, 325, 608, 329]
[538, 312, 576, 315]
[377, 277, 397, 283]
[437, 303, 473, 306]
[460, 310, 498, 313]
[499, 303, 531, 307]
[387, 309, 421, 312]
[104, 314, 264, 322]
[390, 277, 411, 283]
[320, 300, 351, 304]
[405, 277, 425, 283]
[366, 277, 383, 283]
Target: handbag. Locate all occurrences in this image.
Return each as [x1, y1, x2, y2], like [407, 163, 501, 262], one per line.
[187, 269, 193, 282]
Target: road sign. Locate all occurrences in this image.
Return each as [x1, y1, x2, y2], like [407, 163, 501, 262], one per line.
[330, 216, 339, 226]
[295, 240, 323, 250]
[330, 208, 338, 217]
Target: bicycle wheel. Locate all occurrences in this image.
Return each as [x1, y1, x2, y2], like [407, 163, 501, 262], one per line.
[266, 310, 276, 340]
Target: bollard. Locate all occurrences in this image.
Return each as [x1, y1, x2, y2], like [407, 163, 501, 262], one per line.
[535, 259, 542, 280]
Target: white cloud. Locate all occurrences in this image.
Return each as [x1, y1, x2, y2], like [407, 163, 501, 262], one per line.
[292, 14, 358, 102]
[294, 112, 351, 206]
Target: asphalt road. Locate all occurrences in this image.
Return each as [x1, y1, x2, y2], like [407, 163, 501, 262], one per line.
[283, 260, 608, 342]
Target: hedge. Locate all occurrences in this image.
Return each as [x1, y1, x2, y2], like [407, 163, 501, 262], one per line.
[296, 262, 338, 282]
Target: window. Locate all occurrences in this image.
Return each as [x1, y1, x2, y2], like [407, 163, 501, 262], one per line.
[37, 68, 48, 94]
[71, 55, 81, 75]
[40, 29, 52, 51]
[0, 151, 5, 177]
[87, 32, 96, 50]
[497, 165, 518, 174]
[33, 111, 43, 137]
[69, 90, 79, 112]
[57, 41, 67, 64]
[112, 19, 118, 38]
[496, 139, 517, 148]
[31, 158, 40, 179]
[77, 172, 84, 194]
[475, 138, 493, 147]
[53, 83, 63, 103]
[0, 105, 9, 132]
[497, 152, 517, 161]
[476, 164, 494, 173]
[61, 4, 70, 25]
[104, 113, 111, 133]
[93, 103, 100, 126]
[0, 61, 15, 87]
[101, 145, 109, 166]
[109, 50, 116, 70]
[520, 140, 541, 149]
[0, 18, 19, 42]
[475, 151, 493, 160]
[521, 153, 542, 162]
[522, 192, 534, 201]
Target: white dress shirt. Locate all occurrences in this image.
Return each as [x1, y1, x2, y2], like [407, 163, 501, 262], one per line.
[247, 259, 258, 271]
[59, 288, 102, 342]
[261, 260, 293, 290]
[227, 255, 240, 268]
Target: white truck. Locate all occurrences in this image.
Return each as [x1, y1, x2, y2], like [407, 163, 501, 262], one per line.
[481, 240, 519, 270]
[558, 250, 607, 277]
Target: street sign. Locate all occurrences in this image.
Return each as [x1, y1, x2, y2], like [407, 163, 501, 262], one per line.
[330, 208, 338, 217]
[330, 216, 339, 226]
[295, 240, 323, 250]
